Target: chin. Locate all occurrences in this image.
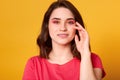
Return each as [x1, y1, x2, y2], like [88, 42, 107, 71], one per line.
[56, 40, 72, 46]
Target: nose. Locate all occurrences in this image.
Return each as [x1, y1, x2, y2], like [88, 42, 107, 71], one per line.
[60, 22, 67, 31]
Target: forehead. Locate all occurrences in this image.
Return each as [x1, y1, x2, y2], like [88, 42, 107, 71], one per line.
[49, 7, 74, 20]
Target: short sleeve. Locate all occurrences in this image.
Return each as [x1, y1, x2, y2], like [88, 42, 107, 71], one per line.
[91, 53, 106, 78]
[22, 57, 36, 80]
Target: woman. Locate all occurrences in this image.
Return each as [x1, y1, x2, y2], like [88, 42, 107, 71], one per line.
[23, 0, 106, 80]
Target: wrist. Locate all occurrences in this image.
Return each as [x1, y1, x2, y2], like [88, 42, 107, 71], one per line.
[80, 51, 91, 60]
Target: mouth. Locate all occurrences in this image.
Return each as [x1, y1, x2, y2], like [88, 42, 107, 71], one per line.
[57, 34, 69, 38]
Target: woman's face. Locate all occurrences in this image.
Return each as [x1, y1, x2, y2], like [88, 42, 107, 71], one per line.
[48, 7, 76, 46]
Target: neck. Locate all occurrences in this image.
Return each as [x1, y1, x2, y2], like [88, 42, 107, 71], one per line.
[48, 42, 73, 64]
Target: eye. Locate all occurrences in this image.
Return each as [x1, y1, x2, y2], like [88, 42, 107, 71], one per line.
[52, 20, 60, 24]
[67, 20, 75, 25]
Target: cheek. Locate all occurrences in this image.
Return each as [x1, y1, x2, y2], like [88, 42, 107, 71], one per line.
[69, 28, 76, 35]
[48, 24, 57, 38]
[48, 26, 53, 37]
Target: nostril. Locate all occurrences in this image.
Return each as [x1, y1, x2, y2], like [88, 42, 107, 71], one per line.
[60, 27, 67, 31]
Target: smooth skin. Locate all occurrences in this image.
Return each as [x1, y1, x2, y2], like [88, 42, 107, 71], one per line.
[74, 22, 102, 80]
[48, 7, 102, 80]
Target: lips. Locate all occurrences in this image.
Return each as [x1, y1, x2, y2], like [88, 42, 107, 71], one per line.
[57, 34, 69, 38]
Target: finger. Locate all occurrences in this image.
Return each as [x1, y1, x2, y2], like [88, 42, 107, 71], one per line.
[74, 22, 85, 32]
[76, 22, 85, 30]
[73, 26, 82, 31]
[73, 26, 85, 38]
[75, 34, 79, 44]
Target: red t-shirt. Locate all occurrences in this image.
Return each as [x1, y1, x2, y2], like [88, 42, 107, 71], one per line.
[23, 53, 106, 80]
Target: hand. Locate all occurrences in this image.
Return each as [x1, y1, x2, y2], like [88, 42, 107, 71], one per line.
[73, 22, 91, 57]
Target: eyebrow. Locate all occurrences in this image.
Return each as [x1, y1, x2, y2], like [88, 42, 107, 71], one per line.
[51, 18, 75, 20]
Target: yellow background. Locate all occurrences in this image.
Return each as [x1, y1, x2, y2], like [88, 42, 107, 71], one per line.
[0, 0, 120, 80]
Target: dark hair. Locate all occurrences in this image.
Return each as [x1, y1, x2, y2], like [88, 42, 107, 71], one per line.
[37, 0, 85, 60]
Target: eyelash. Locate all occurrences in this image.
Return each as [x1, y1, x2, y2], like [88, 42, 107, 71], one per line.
[52, 21, 60, 24]
[52, 20, 75, 25]
[67, 21, 75, 24]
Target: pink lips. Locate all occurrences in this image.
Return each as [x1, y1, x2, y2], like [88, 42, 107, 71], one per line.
[57, 34, 68, 38]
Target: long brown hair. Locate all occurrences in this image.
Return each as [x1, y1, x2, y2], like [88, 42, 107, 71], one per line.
[37, 0, 85, 60]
